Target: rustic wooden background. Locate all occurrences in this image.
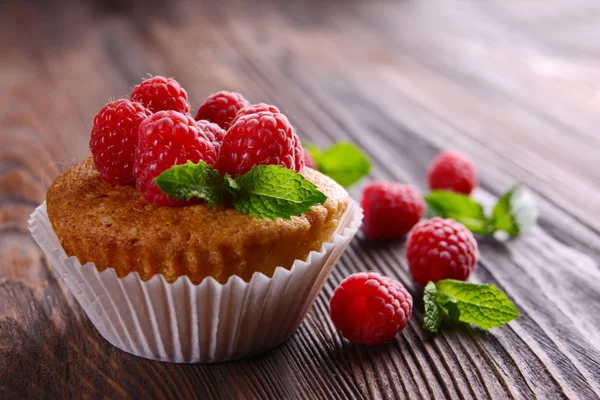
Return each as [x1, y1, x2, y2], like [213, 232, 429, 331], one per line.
[1, 0, 599, 398]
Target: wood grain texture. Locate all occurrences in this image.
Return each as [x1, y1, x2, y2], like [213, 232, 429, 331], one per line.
[1, 0, 599, 399]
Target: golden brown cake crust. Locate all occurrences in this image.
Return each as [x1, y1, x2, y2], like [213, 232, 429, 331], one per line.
[46, 158, 349, 284]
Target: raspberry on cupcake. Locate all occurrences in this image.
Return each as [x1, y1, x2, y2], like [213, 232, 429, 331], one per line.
[195, 119, 227, 146]
[217, 111, 304, 176]
[232, 103, 280, 126]
[133, 111, 218, 207]
[195, 91, 250, 129]
[90, 99, 152, 186]
[131, 75, 190, 114]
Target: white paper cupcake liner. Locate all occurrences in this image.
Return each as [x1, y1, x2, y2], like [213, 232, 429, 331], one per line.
[28, 200, 362, 363]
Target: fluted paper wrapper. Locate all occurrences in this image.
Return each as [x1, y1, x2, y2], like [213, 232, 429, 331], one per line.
[29, 201, 362, 363]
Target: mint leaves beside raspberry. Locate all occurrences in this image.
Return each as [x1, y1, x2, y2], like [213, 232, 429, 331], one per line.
[154, 161, 327, 220]
[491, 184, 539, 237]
[423, 282, 442, 334]
[306, 141, 371, 187]
[423, 280, 520, 334]
[424, 190, 491, 234]
[424, 184, 538, 237]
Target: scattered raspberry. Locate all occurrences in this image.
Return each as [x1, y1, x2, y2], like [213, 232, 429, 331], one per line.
[134, 111, 218, 206]
[194, 91, 250, 129]
[217, 111, 304, 176]
[195, 119, 226, 148]
[330, 272, 413, 345]
[361, 182, 424, 239]
[303, 150, 318, 170]
[231, 103, 280, 126]
[90, 99, 152, 186]
[406, 217, 479, 285]
[428, 150, 478, 195]
[130, 76, 190, 114]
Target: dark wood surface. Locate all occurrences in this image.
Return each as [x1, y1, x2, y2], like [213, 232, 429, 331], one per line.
[1, 0, 599, 398]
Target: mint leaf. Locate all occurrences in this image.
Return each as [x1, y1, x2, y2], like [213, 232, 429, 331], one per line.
[491, 184, 538, 237]
[306, 144, 324, 169]
[154, 161, 225, 206]
[308, 141, 371, 187]
[423, 282, 441, 334]
[229, 165, 327, 220]
[435, 279, 520, 330]
[424, 190, 493, 235]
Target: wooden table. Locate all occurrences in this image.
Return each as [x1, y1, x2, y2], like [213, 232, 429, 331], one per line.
[2, 0, 599, 398]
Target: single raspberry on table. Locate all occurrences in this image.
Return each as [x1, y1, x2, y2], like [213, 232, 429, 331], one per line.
[130, 76, 190, 114]
[330, 272, 413, 345]
[217, 111, 304, 177]
[428, 150, 478, 195]
[406, 217, 479, 285]
[194, 91, 250, 129]
[231, 103, 280, 126]
[90, 99, 152, 186]
[195, 119, 227, 147]
[134, 111, 218, 206]
[361, 182, 424, 239]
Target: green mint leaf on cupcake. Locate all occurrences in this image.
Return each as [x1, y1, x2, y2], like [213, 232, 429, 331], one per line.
[156, 163, 327, 220]
[306, 141, 371, 187]
[424, 190, 493, 235]
[228, 165, 327, 220]
[423, 279, 520, 333]
[423, 282, 441, 334]
[491, 183, 538, 237]
[154, 161, 226, 207]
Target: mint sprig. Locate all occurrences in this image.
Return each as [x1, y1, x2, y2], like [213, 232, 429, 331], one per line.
[424, 184, 537, 237]
[155, 162, 327, 220]
[154, 161, 226, 207]
[306, 141, 371, 187]
[423, 279, 520, 334]
[423, 282, 442, 334]
[491, 184, 538, 237]
[425, 191, 493, 235]
[228, 165, 328, 220]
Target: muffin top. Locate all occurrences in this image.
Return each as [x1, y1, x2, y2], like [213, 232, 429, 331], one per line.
[46, 158, 349, 283]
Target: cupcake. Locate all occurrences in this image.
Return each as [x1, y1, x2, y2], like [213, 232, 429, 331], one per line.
[29, 80, 362, 363]
[46, 157, 350, 284]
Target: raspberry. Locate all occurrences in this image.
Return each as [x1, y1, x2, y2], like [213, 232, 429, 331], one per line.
[361, 182, 424, 239]
[406, 217, 479, 285]
[330, 272, 413, 345]
[195, 119, 226, 147]
[194, 91, 250, 129]
[428, 150, 478, 195]
[231, 103, 280, 126]
[131, 76, 190, 114]
[89, 99, 152, 186]
[217, 111, 304, 177]
[134, 111, 218, 206]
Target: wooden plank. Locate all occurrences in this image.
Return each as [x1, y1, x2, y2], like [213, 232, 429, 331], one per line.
[1, 0, 599, 399]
